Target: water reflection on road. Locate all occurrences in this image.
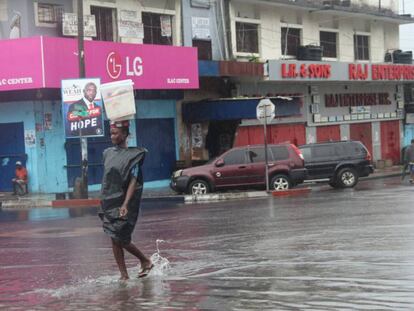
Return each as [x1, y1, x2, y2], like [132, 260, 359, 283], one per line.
[1, 177, 414, 310]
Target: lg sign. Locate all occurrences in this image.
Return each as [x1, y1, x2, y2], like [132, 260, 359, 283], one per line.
[106, 51, 143, 79]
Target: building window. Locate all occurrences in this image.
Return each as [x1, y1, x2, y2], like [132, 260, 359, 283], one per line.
[192, 39, 212, 60]
[354, 34, 370, 60]
[281, 27, 301, 57]
[35, 2, 63, 27]
[236, 22, 259, 54]
[91, 6, 116, 42]
[142, 12, 173, 45]
[320, 31, 337, 58]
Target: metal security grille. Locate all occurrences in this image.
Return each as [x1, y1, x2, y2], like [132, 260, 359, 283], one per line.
[281, 27, 301, 56]
[142, 12, 173, 45]
[236, 22, 259, 53]
[91, 6, 115, 41]
[320, 31, 337, 58]
[354, 34, 370, 60]
[37, 3, 63, 24]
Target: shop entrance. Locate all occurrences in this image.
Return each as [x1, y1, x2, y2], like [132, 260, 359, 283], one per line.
[316, 125, 341, 142]
[205, 121, 239, 158]
[380, 120, 400, 164]
[136, 118, 176, 181]
[0, 122, 25, 191]
[350, 123, 373, 157]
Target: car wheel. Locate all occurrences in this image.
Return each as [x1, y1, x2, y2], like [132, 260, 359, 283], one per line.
[270, 174, 291, 191]
[336, 168, 358, 188]
[188, 179, 210, 195]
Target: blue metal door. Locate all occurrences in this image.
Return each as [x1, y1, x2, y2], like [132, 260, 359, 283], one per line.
[136, 118, 176, 181]
[0, 122, 25, 191]
[65, 121, 112, 187]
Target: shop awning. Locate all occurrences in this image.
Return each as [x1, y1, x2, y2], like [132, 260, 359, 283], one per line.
[0, 36, 199, 92]
[182, 97, 302, 122]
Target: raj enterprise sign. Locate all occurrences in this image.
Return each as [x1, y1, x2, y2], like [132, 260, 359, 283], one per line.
[106, 51, 143, 79]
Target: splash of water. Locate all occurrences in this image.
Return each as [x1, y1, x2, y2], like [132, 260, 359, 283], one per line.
[148, 239, 170, 276]
[31, 239, 171, 298]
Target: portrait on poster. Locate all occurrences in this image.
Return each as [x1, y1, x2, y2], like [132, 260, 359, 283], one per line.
[62, 78, 104, 138]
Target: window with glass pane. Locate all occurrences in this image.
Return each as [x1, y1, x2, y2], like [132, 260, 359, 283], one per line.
[320, 31, 337, 58]
[38, 3, 63, 24]
[223, 149, 246, 165]
[192, 39, 212, 60]
[142, 12, 173, 45]
[236, 22, 258, 53]
[270, 146, 289, 161]
[281, 27, 301, 56]
[248, 148, 264, 163]
[354, 34, 369, 60]
[91, 6, 115, 41]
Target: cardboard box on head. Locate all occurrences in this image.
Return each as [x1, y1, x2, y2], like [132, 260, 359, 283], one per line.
[101, 79, 135, 121]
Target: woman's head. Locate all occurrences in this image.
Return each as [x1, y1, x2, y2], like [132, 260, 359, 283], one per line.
[110, 121, 130, 146]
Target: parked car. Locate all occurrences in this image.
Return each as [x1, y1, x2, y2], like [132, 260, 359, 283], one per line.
[170, 143, 306, 194]
[299, 141, 374, 188]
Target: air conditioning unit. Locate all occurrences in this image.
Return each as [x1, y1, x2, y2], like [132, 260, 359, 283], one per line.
[385, 50, 413, 64]
[297, 45, 323, 61]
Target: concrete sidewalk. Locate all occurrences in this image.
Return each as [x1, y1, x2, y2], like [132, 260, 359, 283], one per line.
[0, 165, 404, 208]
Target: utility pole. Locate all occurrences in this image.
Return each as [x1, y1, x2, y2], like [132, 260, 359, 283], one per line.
[77, 0, 88, 198]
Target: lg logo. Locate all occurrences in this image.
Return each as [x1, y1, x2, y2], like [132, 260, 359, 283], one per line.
[106, 51, 143, 79]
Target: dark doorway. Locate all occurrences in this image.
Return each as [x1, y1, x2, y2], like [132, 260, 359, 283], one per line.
[136, 118, 176, 181]
[205, 121, 239, 158]
[0, 122, 25, 191]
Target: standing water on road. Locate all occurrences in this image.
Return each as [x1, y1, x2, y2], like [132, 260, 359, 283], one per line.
[1, 177, 414, 310]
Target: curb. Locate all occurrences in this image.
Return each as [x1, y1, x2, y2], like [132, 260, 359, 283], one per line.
[271, 187, 311, 197]
[361, 172, 402, 180]
[0, 171, 404, 208]
[0, 200, 52, 208]
[184, 191, 269, 203]
[52, 198, 101, 208]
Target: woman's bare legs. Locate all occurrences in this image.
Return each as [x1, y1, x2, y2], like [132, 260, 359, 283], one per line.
[111, 239, 152, 279]
[111, 238, 129, 280]
[123, 242, 152, 269]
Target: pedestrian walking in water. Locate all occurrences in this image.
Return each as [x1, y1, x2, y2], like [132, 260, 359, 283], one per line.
[99, 120, 153, 280]
[403, 139, 414, 183]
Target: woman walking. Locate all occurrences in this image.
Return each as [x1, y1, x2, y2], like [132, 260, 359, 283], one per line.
[99, 120, 153, 280]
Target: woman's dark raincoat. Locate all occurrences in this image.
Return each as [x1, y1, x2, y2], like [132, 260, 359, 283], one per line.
[99, 146, 146, 245]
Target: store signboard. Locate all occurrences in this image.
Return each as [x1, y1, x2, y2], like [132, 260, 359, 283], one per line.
[268, 60, 414, 82]
[62, 13, 97, 37]
[0, 36, 199, 91]
[0, 37, 43, 91]
[119, 10, 143, 39]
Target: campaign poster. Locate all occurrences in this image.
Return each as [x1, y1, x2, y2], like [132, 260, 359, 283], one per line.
[62, 78, 104, 138]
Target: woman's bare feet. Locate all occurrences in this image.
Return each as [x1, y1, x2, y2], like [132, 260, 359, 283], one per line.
[119, 274, 129, 281]
[138, 260, 154, 278]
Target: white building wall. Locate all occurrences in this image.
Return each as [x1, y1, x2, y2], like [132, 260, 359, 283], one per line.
[230, 1, 400, 62]
[75, 0, 181, 45]
[384, 23, 400, 51]
[370, 21, 385, 62]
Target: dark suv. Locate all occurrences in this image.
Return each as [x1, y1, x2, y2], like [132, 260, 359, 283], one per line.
[299, 141, 374, 188]
[171, 143, 306, 194]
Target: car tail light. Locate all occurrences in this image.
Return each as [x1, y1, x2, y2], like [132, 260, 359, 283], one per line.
[291, 144, 304, 161]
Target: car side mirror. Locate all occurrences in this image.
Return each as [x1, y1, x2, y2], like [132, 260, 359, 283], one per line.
[215, 159, 225, 167]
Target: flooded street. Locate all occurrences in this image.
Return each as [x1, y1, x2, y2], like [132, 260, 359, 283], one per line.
[1, 177, 414, 310]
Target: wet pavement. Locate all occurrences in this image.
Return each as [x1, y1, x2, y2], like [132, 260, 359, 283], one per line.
[1, 176, 414, 310]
